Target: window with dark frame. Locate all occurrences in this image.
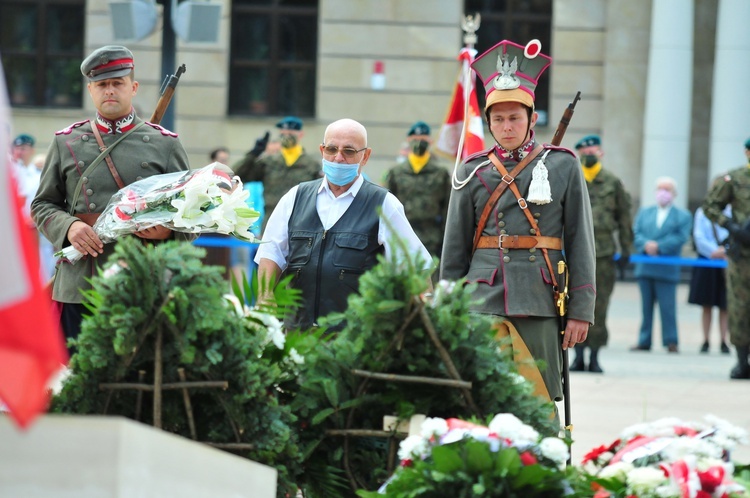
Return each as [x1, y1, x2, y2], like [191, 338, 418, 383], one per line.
[464, 0, 552, 125]
[0, 0, 85, 108]
[229, 0, 318, 117]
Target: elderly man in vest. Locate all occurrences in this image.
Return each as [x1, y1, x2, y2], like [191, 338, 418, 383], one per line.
[255, 118, 432, 331]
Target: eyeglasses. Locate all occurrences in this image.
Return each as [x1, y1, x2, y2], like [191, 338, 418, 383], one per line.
[321, 145, 367, 159]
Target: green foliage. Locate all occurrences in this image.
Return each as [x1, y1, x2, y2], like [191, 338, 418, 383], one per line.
[51, 238, 303, 497]
[357, 439, 572, 498]
[291, 240, 557, 496]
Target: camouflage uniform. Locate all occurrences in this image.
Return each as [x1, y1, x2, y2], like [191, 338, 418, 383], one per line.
[384, 155, 450, 258]
[702, 165, 750, 378]
[232, 150, 320, 223]
[584, 168, 633, 348]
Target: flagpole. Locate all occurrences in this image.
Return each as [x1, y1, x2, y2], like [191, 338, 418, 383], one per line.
[450, 13, 481, 190]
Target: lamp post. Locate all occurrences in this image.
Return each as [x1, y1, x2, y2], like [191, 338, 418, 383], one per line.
[156, 0, 177, 131]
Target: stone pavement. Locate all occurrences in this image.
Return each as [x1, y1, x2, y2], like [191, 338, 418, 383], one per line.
[558, 280, 750, 464]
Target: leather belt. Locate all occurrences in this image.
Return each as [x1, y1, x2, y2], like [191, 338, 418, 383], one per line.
[75, 213, 101, 226]
[476, 234, 562, 250]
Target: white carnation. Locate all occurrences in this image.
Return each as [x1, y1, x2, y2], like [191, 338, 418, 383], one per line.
[538, 437, 569, 466]
[598, 461, 634, 481]
[420, 418, 448, 440]
[288, 347, 304, 365]
[626, 467, 668, 495]
[398, 435, 428, 461]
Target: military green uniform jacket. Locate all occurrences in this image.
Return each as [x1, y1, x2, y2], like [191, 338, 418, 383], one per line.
[232, 150, 320, 216]
[703, 166, 750, 244]
[31, 116, 192, 303]
[587, 168, 633, 258]
[440, 144, 596, 324]
[384, 155, 450, 257]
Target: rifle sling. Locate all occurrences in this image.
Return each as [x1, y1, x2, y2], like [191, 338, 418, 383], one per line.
[472, 145, 543, 253]
[69, 121, 145, 215]
[486, 151, 559, 291]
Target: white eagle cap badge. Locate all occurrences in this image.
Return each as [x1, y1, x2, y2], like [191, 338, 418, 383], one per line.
[493, 53, 520, 91]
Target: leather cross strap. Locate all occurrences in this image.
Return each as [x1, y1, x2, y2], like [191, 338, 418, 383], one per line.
[476, 234, 562, 250]
[91, 123, 126, 189]
[471, 144, 544, 253]
[487, 151, 559, 290]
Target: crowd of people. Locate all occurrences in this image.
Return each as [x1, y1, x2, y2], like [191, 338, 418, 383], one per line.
[6, 41, 748, 438]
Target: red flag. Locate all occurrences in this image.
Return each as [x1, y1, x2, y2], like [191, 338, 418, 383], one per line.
[435, 48, 485, 160]
[0, 62, 68, 428]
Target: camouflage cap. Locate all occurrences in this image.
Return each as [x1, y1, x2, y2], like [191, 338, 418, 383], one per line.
[81, 45, 135, 81]
[276, 116, 303, 131]
[13, 133, 35, 147]
[575, 134, 601, 149]
[407, 121, 430, 137]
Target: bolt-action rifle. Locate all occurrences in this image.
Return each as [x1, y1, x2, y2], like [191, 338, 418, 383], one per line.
[150, 64, 187, 125]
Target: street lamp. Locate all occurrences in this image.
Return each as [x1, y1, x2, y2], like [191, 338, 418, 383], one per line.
[107, 0, 221, 130]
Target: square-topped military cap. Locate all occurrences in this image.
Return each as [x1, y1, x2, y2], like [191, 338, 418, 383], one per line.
[81, 45, 135, 81]
[276, 116, 303, 131]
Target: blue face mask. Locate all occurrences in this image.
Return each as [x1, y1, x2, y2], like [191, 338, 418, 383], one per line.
[322, 158, 360, 186]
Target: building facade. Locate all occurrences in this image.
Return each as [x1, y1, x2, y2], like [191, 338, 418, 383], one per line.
[3, 0, 749, 209]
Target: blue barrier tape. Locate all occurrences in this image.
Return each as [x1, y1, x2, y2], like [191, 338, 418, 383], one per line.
[193, 235, 260, 249]
[618, 253, 726, 268]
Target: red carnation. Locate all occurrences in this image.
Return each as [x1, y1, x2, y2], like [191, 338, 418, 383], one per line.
[519, 451, 537, 466]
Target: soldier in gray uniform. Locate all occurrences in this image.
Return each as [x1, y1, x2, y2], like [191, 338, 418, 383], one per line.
[702, 138, 750, 380]
[571, 134, 633, 373]
[31, 45, 193, 348]
[441, 39, 596, 412]
[232, 116, 320, 228]
[385, 121, 451, 259]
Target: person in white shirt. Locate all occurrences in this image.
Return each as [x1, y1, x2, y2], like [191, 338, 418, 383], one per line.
[255, 118, 432, 331]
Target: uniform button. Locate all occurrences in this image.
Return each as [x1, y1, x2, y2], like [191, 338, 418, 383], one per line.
[143, 136, 150, 143]
[500, 229, 507, 234]
[497, 212, 504, 219]
[141, 162, 149, 168]
[529, 228, 537, 235]
[503, 256, 510, 263]
[534, 212, 541, 218]
[502, 248, 509, 254]
[498, 221, 505, 227]
[86, 189, 93, 195]
[529, 247, 536, 253]
[136, 176, 143, 181]
[82, 176, 88, 184]
[529, 256, 536, 262]
[77, 161, 85, 168]
[82, 135, 89, 141]
[88, 203, 96, 210]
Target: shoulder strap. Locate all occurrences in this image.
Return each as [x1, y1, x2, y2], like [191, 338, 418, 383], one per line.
[472, 145, 543, 252]
[69, 122, 146, 214]
[91, 123, 126, 189]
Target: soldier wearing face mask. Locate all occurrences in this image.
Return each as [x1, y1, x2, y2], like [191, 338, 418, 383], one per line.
[232, 116, 321, 229]
[385, 121, 451, 258]
[570, 135, 633, 373]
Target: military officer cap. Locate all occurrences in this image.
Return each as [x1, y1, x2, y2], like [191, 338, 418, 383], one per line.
[408, 121, 431, 137]
[276, 116, 303, 131]
[471, 39, 551, 111]
[575, 134, 601, 149]
[13, 133, 35, 147]
[81, 45, 135, 81]
[745, 137, 750, 150]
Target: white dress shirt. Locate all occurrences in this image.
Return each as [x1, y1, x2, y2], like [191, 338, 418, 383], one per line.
[255, 175, 433, 272]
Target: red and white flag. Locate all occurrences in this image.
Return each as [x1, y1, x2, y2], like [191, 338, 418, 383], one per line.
[435, 47, 485, 161]
[0, 62, 68, 428]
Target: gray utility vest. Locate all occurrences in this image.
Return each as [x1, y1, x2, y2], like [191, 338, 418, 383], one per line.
[283, 178, 387, 331]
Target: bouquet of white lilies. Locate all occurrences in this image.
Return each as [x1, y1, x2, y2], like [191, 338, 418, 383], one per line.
[56, 163, 260, 264]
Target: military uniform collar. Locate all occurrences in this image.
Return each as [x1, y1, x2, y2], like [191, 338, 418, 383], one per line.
[95, 109, 137, 134]
[494, 130, 536, 163]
